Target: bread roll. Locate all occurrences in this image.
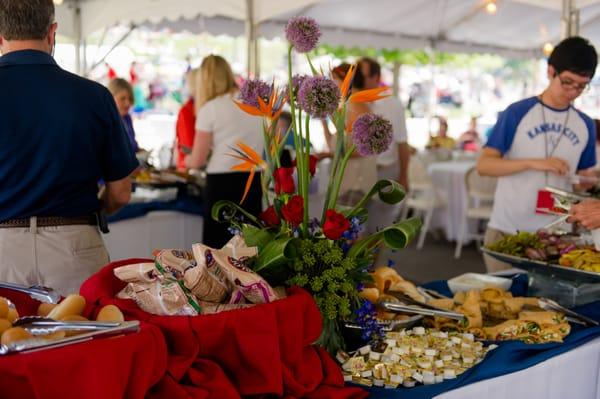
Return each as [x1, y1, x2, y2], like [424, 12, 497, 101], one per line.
[6, 308, 18, 323]
[0, 319, 11, 335]
[96, 305, 124, 322]
[37, 303, 57, 317]
[1, 327, 32, 345]
[0, 298, 8, 319]
[59, 315, 88, 322]
[358, 287, 379, 303]
[40, 331, 66, 340]
[372, 266, 403, 293]
[47, 295, 86, 320]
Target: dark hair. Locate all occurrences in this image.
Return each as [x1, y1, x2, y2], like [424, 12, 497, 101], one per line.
[0, 0, 55, 41]
[332, 62, 365, 90]
[359, 57, 381, 79]
[548, 36, 598, 78]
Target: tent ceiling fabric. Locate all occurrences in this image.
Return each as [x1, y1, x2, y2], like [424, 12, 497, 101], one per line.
[56, 0, 600, 58]
[55, 0, 319, 38]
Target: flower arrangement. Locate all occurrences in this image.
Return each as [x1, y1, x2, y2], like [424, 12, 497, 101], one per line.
[211, 16, 422, 353]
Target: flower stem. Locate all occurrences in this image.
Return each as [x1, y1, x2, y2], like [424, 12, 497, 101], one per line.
[329, 145, 355, 212]
[303, 114, 311, 230]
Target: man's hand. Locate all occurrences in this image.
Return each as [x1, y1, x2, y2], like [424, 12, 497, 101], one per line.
[570, 199, 600, 230]
[529, 157, 570, 176]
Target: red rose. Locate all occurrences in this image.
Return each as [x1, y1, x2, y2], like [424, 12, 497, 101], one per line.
[323, 209, 350, 240]
[292, 155, 318, 176]
[259, 206, 280, 226]
[273, 167, 295, 194]
[281, 195, 304, 226]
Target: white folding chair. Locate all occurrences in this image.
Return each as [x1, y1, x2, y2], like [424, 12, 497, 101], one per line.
[400, 156, 446, 249]
[454, 167, 497, 258]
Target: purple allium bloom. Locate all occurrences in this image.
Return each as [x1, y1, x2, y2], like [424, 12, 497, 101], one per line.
[297, 76, 340, 118]
[285, 16, 321, 53]
[291, 74, 309, 96]
[351, 113, 393, 156]
[239, 79, 271, 107]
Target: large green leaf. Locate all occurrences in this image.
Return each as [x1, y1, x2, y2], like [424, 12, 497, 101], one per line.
[347, 217, 422, 258]
[211, 200, 260, 226]
[254, 237, 297, 273]
[242, 224, 274, 251]
[346, 179, 406, 219]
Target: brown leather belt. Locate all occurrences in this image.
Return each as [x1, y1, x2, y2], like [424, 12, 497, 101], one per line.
[0, 215, 98, 228]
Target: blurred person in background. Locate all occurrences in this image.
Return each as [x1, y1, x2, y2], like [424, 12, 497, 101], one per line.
[185, 55, 262, 248]
[108, 78, 140, 153]
[426, 116, 456, 150]
[457, 116, 481, 151]
[173, 68, 198, 170]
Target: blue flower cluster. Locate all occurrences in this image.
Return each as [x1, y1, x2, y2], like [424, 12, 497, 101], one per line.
[355, 299, 384, 341]
[341, 217, 363, 254]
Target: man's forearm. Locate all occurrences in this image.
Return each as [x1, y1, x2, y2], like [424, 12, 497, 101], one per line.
[477, 156, 534, 177]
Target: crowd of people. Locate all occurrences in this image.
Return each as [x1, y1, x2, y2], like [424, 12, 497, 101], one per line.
[2, 0, 600, 296]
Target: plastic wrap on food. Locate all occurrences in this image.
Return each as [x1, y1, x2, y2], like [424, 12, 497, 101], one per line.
[113, 262, 158, 283]
[154, 249, 197, 280]
[198, 301, 253, 315]
[210, 247, 281, 304]
[187, 245, 230, 303]
[126, 281, 200, 316]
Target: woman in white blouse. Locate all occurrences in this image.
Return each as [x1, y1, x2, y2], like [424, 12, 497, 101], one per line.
[186, 55, 263, 248]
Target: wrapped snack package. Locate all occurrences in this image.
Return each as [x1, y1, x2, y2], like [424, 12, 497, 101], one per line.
[192, 236, 282, 305]
[154, 249, 196, 280]
[113, 262, 158, 283]
[187, 245, 231, 303]
[123, 280, 200, 316]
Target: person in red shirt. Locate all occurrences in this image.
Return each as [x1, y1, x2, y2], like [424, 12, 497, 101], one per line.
[174, 68, 198, 170]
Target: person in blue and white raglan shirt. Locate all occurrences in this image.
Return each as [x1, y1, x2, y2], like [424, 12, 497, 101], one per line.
[478, 36, 597, 272]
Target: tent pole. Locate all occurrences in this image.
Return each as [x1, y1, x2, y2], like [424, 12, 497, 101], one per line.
[74, 0, 82, 75]
[561, 0, 579, 39]
[87, 25, 136, 76]
[392, 60, 401, 99]
[246, 0, 259, 77]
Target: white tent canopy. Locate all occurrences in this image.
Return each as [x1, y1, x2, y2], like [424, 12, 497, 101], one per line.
[55, 0, 600, 68]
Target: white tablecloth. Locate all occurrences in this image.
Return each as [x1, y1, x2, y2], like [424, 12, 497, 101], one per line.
[428, 161, 476, 241]
[436, 336, 600, 399]
[103, 211, 203, 260]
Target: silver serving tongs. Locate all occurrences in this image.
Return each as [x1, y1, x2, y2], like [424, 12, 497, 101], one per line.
[0, 282, 61, 304]
[13, 317, 121, 334]
[379, 301, 466, 321]
[537, 297, 599, 327]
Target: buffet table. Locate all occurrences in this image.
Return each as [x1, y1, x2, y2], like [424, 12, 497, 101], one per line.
[104, 189, 203, 259]
[363, 278, 600, 399]
[428, 160, 477, 241]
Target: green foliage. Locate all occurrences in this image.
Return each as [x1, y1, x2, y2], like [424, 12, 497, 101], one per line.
[286, 239, 362, 321]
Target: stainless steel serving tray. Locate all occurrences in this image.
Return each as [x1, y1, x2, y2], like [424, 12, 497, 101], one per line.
[482, 248, 600, 284]
[0, 320, 140, 355]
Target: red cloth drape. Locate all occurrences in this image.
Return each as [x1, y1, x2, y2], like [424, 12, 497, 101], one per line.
[80, 258, 368, 399]
[0, 288, 167, 399]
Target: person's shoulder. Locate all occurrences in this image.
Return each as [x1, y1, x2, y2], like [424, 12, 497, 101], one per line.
[571, 106, 594, 128]
[59, 70, 111, 95]
[505, 96, 538, 113]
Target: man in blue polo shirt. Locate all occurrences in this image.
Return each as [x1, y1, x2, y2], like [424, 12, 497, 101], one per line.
[0, 0, 138, 294]
[478, 36, 597, 272]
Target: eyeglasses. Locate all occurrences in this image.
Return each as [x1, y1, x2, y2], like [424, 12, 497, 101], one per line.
[556, 74, 591, 92]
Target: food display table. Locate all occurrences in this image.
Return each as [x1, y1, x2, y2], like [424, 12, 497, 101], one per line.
[363, 279, 600, 399]
[104, 190, 203, 259]
[80, 259, 367, 399]
[0, 288, 167, 399]
[428, 160, 477, 241]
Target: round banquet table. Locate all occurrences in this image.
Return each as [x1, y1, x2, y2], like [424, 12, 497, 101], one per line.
[0, 288, 167, 399]
[427, 160, 477, 241]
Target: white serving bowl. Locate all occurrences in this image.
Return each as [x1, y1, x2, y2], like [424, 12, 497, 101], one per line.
[447, 273, 512, 294]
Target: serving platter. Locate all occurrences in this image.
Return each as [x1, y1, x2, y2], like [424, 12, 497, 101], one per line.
[482, 248, 600, 284]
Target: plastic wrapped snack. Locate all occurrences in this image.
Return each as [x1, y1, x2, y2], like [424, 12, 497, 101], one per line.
[187, 245, 230, 303]
[154, 249, 197, 280]
[113, 263, 158, 283]
[122, 280, 200, 316]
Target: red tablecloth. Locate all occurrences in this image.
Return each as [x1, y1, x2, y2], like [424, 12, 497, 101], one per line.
[0, 288, 167, 399]
[80, 258, 368, 399]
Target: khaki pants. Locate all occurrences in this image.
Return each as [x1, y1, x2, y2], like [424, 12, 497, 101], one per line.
[0, 219, 109, 296]
[483, 227, 512, 273]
